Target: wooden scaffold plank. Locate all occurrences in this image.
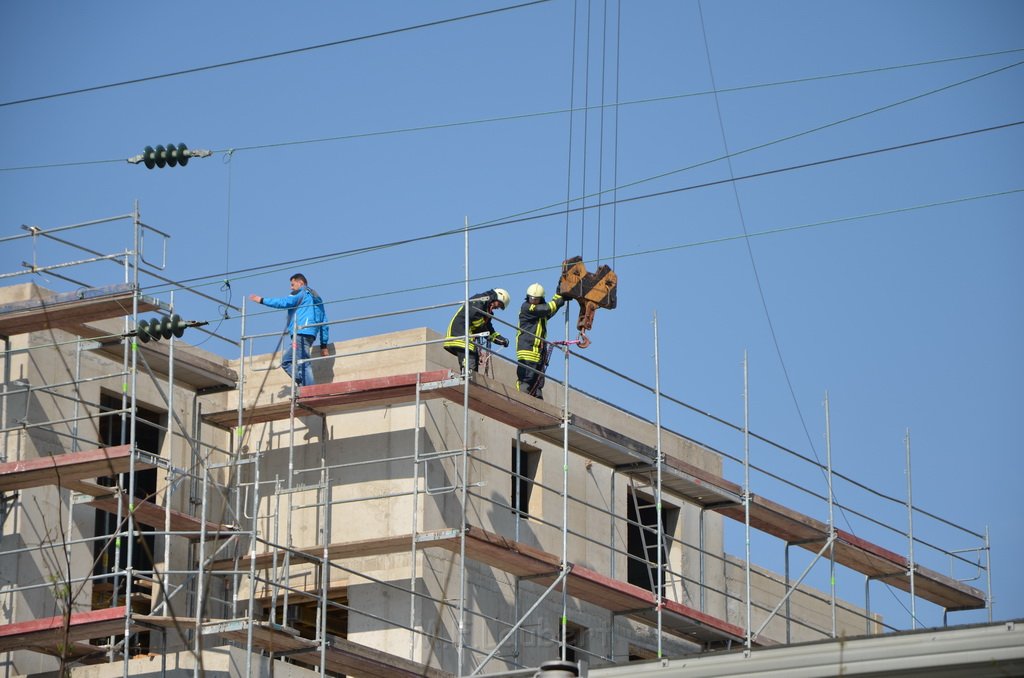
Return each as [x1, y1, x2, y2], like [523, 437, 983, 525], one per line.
[0, 284, 161, 338]
[0, 445, 147, 493]
[0, 606, 132, 654]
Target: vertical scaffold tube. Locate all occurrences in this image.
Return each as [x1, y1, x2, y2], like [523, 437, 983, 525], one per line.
[123, 201, 141, 678]
[825, 391, 836, 637]
[241, 296, 257, 677]
[743, 352, 751, 650]
[457, 217, 470, 676]
[985, 526, 993, 623]
[905, 428, 917, 629]
[409, 373, 422, 660]
[653, 313, 664, 658]
[560, 291, 571, 661]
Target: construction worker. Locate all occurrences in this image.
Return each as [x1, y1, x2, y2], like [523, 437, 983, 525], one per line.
[443, 289, 510, 374]
[515, 283, 565, 398]
[249, 273, 329, 391]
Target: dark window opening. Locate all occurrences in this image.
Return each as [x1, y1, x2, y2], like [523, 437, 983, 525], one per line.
[264, 592, 348, 677]
[511, 442, 541, 518]
[558, 620, 586, 664]
[628, 644, 658, 661]
[91, 393, 164, 654]
[265, 594, 348, 640]
[626, 489, 679, 595]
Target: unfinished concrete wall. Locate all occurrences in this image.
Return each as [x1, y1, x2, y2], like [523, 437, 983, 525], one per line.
[724, 554, 880, 643]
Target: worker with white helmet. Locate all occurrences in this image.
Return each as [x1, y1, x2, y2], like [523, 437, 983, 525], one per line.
[443, 288, 510, 374]
[515, 283, 565, 398]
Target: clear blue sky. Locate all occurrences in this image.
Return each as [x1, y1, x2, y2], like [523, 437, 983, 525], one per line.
[2, 1, 1022, 633]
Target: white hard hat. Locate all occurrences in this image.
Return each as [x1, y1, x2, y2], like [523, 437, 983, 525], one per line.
[526, 283, 545, 298]
[493, 288, 510, 309]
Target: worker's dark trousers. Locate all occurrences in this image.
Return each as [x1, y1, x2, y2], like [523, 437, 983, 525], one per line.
[517, 360, 544, 398]
[446, 346, 479, 374]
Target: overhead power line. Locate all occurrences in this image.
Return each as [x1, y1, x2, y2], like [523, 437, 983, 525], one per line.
[2, 47, 1021, 172]
[480, 57, 1024, 230]
[472, 119, 1024, 234]
[148, 119, 1024, 294]
[0, 0, 554, 108]
[155, 186, 1023, 315]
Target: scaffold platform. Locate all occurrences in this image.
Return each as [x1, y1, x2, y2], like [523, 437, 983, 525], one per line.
[0, 284, 162, 338]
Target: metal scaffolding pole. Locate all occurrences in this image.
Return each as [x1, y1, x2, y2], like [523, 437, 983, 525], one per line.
[163, 293, 175, 659]
[905, 428, 917, 630]
[560, 285, 571, 663]
[985, 526, 993, 623]
[241, 296, 258, 678]
[318, 424, 330, 676]
[409, 373, 423, 661]
[653, 312, 664, 658]
[457, 216, 471, 676]
[700, 508, 706, 614]
[825, 391, 836, 638]
[121, 202, 143, 678]
[785, 544, 791, 643]
[743, 351, 751, 651]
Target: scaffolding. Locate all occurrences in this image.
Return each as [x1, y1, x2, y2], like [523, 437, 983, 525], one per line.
[0, 207, 990, 677]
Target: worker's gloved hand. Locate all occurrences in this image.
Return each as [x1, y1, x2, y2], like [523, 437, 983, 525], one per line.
[493, 336, 509, 348]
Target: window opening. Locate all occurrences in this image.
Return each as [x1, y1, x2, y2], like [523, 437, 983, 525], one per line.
[511, 441, 541, 518]
[626, 489, 679, 595]
[92, 392, 164, 654]
[559, 619, 587, 664]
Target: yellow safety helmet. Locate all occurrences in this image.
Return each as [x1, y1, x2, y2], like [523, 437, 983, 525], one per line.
[493, 288, 510, 309]
[526, 283, 545, 299]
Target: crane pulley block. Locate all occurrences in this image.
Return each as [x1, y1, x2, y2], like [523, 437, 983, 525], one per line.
[557, 256, 617, 347]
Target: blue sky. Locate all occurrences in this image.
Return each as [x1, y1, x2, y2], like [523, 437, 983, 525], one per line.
[2, 1, 1022, 634]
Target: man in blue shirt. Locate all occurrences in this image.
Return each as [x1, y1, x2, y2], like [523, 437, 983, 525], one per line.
[250, 273, 330, 390]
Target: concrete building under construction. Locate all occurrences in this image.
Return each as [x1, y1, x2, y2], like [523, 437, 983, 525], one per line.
[0, 211, 1013, 677]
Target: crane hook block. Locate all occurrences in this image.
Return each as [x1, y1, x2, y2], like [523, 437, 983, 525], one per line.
[557, 256, 617, 345]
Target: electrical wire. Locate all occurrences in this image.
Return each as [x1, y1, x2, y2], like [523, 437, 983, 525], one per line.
[2, 48, 1020, 173]
[697, 6, 933, 626]
[152, 184, 1024, 314]
[695, 2, 816, 456]
[0, 0, 555, 108]
[143, 119, 1024, 297]
[564, 0, 580, 261]
[580, 0, 593, 257]
[596, 0, 609, 265]
[612, 0, 622, 266]
[472, 57, 1024, 232]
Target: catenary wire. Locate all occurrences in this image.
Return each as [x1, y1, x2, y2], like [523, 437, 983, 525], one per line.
[612, 0, 622, 265]
[0, 0, 554, 108]
[698, 3, 910, 622]
[596, 0, 609, 265]
[150, 186, 1024, 307]
[145, 119, 1024, 296]
[466, 57, 1024, 232]
[580, 0, 593, 256]
[312, 188, 1024, 308]
[564, 0, 580, 261]
[42, 120, 1006, 316]
[697, 0, 824, 487]
[2, 47, 1019, 173]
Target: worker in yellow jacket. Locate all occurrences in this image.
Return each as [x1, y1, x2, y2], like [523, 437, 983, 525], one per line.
[444, 289, 510, 374]
[515, 283, 565, 398]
